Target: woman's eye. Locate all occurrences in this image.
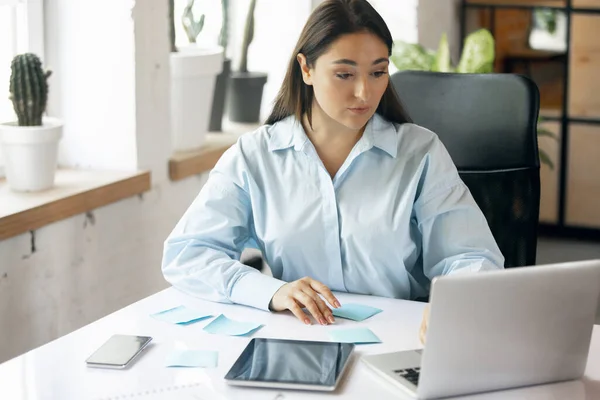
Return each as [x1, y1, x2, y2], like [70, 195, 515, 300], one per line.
[335, 73, 352, 80]
[372, 71, 387, 78]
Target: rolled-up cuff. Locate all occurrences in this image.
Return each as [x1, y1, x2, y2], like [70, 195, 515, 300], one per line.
[229, 271, 287, 311]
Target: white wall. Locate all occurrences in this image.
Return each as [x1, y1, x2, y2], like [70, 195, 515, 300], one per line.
[417, 0, 462, 63]
[0, 176, 208, 363]
[132, 0, 172, 184]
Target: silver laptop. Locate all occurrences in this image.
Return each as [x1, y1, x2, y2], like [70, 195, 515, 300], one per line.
[362, 259, 600, 399]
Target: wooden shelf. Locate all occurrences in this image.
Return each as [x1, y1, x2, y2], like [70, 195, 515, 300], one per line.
[573, 0, 600, 9]
[169, 133, 239, 181]
[0, 169, 151, 241]
[168, 121, 260, 182]
[566, 124, 600, 228]
[569, 14, 600, 118]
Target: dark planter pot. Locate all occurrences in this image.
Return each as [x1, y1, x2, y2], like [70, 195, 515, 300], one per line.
[209, 58, 231, 132]
[227, 71, 268, 123]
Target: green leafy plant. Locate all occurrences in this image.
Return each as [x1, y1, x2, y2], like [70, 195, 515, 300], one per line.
[9, 53, 51, 126]
[534, 8, 558, 34]
[238, 0, 257, 73]
[391, 29, 555, 169]
[536, 118, 558, 170]
[391, 29, 495, 74]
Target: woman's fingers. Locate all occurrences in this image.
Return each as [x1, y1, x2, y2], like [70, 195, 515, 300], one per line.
[302, 287, 335, 324]
[295, 291, 327, 325]
[270, 277, 339, 325]
[308, 279, 341, 308]
[288, 299, 311, 325]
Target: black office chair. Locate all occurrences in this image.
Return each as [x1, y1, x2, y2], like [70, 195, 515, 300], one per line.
[391, 71, 541, 268]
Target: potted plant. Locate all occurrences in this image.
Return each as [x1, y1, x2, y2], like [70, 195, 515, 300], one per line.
[0, 53, 63, 192]
[391, 29, 556, 168]
[391, 29, 496, 74]
[209, 0, 231, 132]
[227, 0, 267, 123]
[169, 0, 224, 151]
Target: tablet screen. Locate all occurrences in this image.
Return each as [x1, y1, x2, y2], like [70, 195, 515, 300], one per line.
[224, 338, 354, 387]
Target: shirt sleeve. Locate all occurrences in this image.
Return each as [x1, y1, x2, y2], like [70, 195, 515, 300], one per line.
[413, 136, 505, 280]
[161, 142, 286, 311]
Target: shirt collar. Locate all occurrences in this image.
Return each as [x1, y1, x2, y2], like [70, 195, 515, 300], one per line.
[364, 113, 399, 158]
[267, 116, 308, 152]
[267, 113, 399, 158]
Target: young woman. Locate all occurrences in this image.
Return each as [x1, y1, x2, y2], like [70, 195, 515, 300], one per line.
[162, 0, 504, 327]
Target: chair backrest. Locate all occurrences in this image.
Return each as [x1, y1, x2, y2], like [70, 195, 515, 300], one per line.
[391, 71, 541, 268]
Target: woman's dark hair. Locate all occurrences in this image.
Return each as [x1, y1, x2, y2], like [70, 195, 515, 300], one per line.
[265, 0, 411, 126]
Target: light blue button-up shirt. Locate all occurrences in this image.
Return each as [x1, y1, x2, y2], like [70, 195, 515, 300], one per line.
[162, 114, 504, 311]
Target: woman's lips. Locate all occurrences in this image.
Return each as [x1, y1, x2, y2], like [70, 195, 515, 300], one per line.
[348, 107, 370, 114]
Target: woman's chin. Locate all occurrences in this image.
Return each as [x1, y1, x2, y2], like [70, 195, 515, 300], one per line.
[339, 112, 374, 130]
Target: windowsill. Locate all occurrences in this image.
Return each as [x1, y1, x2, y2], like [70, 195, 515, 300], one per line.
[169, 121, 261, 181]
[0, 169, 151, 241]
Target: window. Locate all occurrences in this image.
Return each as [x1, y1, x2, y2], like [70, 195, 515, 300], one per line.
[0, 0, 44, 178]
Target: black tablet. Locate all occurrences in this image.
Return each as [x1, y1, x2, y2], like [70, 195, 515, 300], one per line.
[224, 338, 355, 391]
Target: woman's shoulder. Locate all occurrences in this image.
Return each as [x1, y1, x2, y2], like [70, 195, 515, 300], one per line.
[372, 115, 457, 181]
[214, 117, 296, 172]
[396, 121, 439, 148]
[373, 114, 442, 156]
[231, 116, 297, 154]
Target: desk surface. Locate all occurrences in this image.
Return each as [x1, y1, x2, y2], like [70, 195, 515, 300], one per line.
[0, 288, 599, 400]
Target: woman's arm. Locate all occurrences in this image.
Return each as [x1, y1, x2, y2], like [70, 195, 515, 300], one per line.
[161, 145, 286, 311]
[414, 136, 505, 280]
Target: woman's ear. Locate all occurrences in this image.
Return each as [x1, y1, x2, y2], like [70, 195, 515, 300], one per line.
[297, 53, 313, 85]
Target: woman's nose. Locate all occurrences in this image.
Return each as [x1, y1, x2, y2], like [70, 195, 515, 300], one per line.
[354, 76, 370, 102]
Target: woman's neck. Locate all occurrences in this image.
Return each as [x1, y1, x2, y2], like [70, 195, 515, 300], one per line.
[301, 102, 367, 178]
[302, 103, 365, 151]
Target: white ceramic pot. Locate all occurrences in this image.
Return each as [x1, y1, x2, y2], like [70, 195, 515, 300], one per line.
[170, 46, 224, 151]
[0, 117, 63, 192]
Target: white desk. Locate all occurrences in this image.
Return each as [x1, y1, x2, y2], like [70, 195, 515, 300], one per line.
[1, 288, 599, 399]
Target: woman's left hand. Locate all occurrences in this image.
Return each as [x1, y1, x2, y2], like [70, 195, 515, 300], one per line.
[419, 305, 430, 345]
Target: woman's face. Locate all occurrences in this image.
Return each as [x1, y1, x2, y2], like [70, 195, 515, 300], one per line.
[298, 31, 390, 131]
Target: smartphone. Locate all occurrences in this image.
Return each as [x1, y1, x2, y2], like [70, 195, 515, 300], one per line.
[85, 334, 153, 369]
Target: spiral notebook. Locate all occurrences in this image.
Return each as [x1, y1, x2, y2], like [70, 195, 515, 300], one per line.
[96, 382, 208, 399]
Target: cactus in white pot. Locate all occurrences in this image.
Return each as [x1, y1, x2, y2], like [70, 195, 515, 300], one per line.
[10, 53, 52, 126]
[0, 53, 63, 191]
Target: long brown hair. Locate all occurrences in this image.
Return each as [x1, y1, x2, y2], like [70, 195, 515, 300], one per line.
[266, 0, 411, 126]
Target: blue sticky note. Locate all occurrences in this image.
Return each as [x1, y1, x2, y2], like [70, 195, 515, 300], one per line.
[203, 314, 263, 336]
[332, 303, 382, 321]
[329, 327, 382, 344]
[165, 350, 218, 368]
[150, 305, 212, 325]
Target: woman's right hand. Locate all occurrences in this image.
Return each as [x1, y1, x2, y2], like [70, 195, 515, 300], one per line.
[269, 277, 341, 325]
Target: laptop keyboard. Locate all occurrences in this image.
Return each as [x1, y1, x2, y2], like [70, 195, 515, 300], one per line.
[393, 367, 420, 386]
